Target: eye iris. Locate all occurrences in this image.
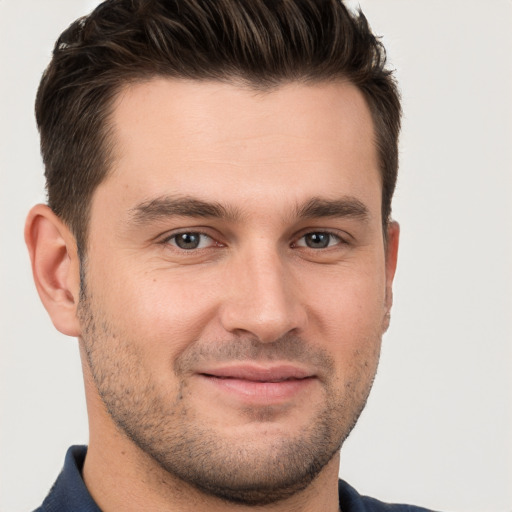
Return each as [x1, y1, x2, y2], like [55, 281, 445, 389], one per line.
[175, 233, 201, 249]
[305, 233, 330, 248]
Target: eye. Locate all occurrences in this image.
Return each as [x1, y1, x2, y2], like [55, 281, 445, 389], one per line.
[295, 232, 342, 249]
[167, 232, 214, 250]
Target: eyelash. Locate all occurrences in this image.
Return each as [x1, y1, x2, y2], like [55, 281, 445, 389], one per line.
[162, 231, 219, 250]
[161, 230, 348, 251]
[293, 231, 344, 249]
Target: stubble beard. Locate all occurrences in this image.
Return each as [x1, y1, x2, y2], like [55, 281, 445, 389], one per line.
[78, 287, 380, 506]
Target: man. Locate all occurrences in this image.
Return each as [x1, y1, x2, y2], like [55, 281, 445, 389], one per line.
[24, 0, 436, 511]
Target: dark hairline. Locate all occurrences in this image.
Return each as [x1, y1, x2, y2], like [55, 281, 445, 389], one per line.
[37, 0, 401, 255]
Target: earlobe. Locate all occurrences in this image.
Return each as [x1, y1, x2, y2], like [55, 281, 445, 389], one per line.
[25, 204, 82, 337]
[383, 221, 400, 331]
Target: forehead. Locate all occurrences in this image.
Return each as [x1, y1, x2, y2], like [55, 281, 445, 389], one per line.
[99, 78, 380, 219]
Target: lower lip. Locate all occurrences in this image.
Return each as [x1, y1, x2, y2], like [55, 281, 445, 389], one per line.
[199, 375, 315, 402]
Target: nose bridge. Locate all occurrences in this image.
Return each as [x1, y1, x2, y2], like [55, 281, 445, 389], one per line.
[220, 241, 306, 342]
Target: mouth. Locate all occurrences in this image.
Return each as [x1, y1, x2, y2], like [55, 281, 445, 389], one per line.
[196, 364, 317, 401]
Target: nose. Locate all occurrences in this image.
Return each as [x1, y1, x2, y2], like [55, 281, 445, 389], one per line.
[219, 247, 308, 343]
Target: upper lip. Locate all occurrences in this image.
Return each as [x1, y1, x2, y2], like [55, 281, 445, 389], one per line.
[198, 363, 315, 382]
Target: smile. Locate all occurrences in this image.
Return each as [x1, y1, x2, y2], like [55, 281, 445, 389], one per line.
[196, 364, 317, 402]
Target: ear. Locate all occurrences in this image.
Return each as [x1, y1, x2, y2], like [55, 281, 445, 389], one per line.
[25, 204, 82, 337]
[382, 221, 400, 331]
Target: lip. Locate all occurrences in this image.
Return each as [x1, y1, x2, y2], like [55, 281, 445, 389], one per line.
[200, 363, 314, 381]
[196, 363, 317, 402]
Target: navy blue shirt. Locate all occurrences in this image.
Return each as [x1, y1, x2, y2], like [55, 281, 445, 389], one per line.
[34, 446, 438, 512]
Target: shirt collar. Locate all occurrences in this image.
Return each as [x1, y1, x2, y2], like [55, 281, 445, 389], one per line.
[39, 445, 101, 512]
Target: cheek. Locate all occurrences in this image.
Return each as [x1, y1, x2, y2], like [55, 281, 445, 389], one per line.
[88, 260, 221, 364]
[304, 263, 387, 336]
[301, 263, 386, 385]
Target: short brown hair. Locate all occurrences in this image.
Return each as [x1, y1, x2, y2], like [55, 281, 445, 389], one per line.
[36, 0, 401, 252]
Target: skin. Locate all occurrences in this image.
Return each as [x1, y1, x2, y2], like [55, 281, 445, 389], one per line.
[26, 79, 399, 512]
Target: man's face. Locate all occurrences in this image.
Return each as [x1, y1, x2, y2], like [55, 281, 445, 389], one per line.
[78, 79, 398, 504]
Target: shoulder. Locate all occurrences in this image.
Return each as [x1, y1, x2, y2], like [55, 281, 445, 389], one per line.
[339, 479, 441, 512]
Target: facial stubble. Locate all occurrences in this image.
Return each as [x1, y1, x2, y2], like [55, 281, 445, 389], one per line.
[78, 284, 381, 506]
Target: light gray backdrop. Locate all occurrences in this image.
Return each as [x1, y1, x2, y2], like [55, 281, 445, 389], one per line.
[1, 1, 511, 511]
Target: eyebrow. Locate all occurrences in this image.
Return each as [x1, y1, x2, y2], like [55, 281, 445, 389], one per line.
[129, 196, 242, 224]
[295, 197, 370, 221]
[128, 195, 370, 225]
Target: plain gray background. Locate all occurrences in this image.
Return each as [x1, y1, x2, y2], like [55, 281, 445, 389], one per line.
[1, 1, 511, 511]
